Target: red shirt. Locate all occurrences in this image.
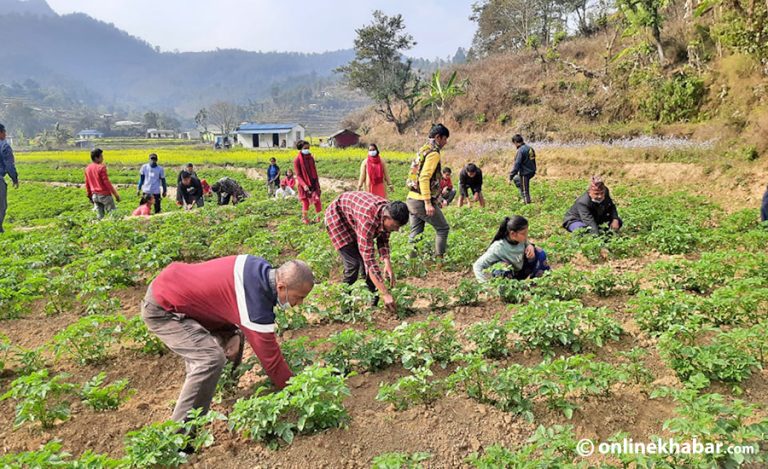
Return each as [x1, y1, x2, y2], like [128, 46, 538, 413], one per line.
[151, 255, 292, 389]
[440, 175, 453, 191]
[281, 176, 296, 189]
[324, 191, 390, 284]
[132, 204, 151, 217]
[84, 163, 118, 198]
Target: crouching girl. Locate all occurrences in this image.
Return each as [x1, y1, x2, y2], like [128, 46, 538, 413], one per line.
[473, 215, 550, 282]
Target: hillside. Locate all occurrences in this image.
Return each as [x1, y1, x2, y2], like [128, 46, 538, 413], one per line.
[0, 1, 356, 116]
[357, 4, 768, 157]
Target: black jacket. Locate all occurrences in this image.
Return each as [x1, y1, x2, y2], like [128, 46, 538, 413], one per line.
[563, 190, 620, 234]
[509, 144, 537, 179]
[177, 178, 203, 204]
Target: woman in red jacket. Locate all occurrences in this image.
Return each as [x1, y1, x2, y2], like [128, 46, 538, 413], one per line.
[293, 140, 322, 224]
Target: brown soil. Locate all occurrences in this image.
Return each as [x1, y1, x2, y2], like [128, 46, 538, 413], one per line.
[3, 265, 767, 468]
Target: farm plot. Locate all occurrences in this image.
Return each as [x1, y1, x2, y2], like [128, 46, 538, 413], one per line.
[1, 152, 767, 468]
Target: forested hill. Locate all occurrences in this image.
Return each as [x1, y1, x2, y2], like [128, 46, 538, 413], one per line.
[0, 1, 354, 114]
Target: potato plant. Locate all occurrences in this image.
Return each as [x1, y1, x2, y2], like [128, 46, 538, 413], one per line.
[393, 316, 461, 370]
[464, 316, 511, 359]
[52, 314, 127, 365]
[0, 441, 122, 468]
[376, 366, 451, 410]
[507, 299, 623, 357]
[371, 451, 432, 469]
[0, 369, 76, 429]
[466, 425, 580, 468]
[80, 372, 133, 411]
[228, 365, 350, 448]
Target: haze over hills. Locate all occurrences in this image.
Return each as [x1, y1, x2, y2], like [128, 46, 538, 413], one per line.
[0, 0, 360, 124]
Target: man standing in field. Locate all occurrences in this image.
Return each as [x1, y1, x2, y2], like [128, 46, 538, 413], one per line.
[138, 153, 167, 214]
[458, 163, 485, 208]
[142, 256, 315, 422]
[325, 191, 409, 313]
[267, 157, 280, 197]
[84, 148, 121, 219]
[406, 123, 451, 257]
[0, 123, 18, 233]
[508, 134, 537, 204]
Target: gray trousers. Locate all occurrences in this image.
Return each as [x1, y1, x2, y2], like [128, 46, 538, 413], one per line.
[406, 198, 450, 256]
[0, 178, 6, 233]
[141, 288, 228, 422]
[92, 194, 116, 220]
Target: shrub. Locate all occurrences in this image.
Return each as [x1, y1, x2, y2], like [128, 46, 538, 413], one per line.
[0, 369, 76, 429]
[80, 372, 133, 411]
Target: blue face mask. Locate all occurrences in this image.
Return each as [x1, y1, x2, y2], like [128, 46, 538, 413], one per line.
[301, 149, 310, 156]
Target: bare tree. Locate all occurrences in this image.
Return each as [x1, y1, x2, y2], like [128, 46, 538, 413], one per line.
[208, 101, 241, 136]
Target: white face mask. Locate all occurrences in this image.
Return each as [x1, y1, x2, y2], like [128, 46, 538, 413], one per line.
[277, 288, 291, 310]
[301, 149, 310, 155]
[591, 198, 603, 204]
[368, 150, 378, 157]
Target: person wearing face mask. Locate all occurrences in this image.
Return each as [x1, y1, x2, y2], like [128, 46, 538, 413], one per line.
[406, 123, 451, 257]
[563, 176, 622, 235]
[141, 257, 315, 424]
[138, 153, 167, 214]
[325, 192, 410, 314]
[357, 143, 392, 199]
[293, 140, 322, 224]
[473, 215, 550, 283]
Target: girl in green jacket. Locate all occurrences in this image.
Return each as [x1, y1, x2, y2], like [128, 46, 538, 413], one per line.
[473, 215, 550, 283]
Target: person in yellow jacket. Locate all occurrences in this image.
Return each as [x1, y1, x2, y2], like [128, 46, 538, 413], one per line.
[406, 124, 451, 256]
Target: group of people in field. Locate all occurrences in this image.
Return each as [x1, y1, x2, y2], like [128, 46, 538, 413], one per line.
[83, 149, 250, 219]
[1, 117, 767, 451]
[136, 123, 639, 441]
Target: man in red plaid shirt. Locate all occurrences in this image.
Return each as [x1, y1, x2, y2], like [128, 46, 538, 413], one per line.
[325, 191, 410, 313]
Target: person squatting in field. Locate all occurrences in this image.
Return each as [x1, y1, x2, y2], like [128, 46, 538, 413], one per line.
[406, 123, 451, 257]
[357, 143, 393, 199]
[438, 167, 456, 207]
[132, 194, 154, 218]
[276, 169, 296, 198]
[84, 148, 121, 220]
[177, 170, 204, 210]
[473, 215, 550, 282]
[211, 177, 249, 206]
[138, 153, 167, 214]
[141, 256, 315, 424]
[458, 162, 485, 208]
[325, 191, 410, 314]
[508, 134, 537, 205]
[294, 140, 322, 224]
[563, 176, 622, 235]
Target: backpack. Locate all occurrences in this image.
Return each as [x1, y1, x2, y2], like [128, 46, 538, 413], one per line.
[406, 142, 441, 197]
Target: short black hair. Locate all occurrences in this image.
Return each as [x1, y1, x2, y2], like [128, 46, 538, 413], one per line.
[466, 163, 478, 173]
[186, 163, 194, 168]
[180, 170, 191, 179]
[211, 182, 221, 192]
[90, 148, 103, 161]
[512, 134, 524, 144]
[270, 157, 276, 162]
[0, 124, 5, 133]
[149, 153, 158, 160]
[442, 167, 452, 174]
[428, 123, 450, 139]
[385, 201, 409, 226]
[296, 139, 308, 150]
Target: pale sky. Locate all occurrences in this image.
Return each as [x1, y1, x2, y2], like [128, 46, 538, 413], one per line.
[46, 0, 475, 59]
